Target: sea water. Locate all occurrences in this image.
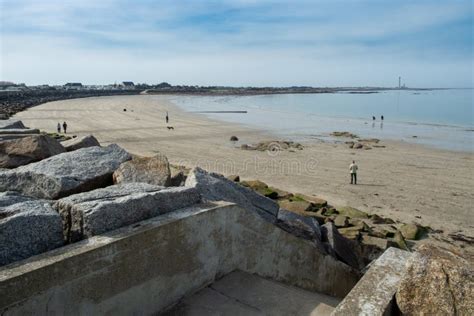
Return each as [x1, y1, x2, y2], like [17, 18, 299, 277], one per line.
[169, 89, 474, 152]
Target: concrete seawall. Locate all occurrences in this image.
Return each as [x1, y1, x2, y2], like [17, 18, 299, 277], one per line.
[0, 201, 359, 315]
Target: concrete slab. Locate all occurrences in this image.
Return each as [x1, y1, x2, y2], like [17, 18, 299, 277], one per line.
[165, 270, 340, 316]
[331, 247, 412, 316]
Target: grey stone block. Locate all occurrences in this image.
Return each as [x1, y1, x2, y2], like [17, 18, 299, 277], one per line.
[55, 183, 201, 242]
[0, 192, 63, 266]
[277, 208, 322, 241]
[185, 167, 279, 222]
[0, 144, 131, 199]
[0, 119, 26, 130]
[61, 134, 100, 152]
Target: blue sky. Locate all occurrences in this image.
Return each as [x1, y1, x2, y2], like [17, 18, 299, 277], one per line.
[0, 0, 472, 87]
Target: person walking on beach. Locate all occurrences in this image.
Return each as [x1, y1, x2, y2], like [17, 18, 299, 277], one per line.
[57, 122, 61, 133]
[381, 115, 384, 121]
[62, 121, 68, 134]
[165, 111, 169, 124]
[349, 160, 358, 185]
[372, 116, 376, 121]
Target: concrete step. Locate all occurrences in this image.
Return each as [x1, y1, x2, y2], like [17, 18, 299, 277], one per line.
[165, 270, 341, 316]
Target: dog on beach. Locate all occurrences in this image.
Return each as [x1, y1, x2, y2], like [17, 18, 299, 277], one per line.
[167, 126, 174, 130]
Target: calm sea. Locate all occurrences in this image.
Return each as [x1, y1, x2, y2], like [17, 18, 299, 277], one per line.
[169, 89, 474, 152]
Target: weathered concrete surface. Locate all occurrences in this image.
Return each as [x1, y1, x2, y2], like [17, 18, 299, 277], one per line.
[165, 270, 340, 316]
[331, 247, 412, 316]
[61, 134, 100, 152]
[0, 134, 65, 168]
[0, 192, 63, 266]
[396, 244, 474, 315]
[185, 167, 279, 222]
[113, 153, 171, 186]
[0, 144, 131, 199]
[0, 119, 25, 130]
[0, 202, 359, 315]
[55, 183, 200, 242]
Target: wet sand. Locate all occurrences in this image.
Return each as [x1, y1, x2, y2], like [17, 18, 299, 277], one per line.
[14, 95, 474, 239]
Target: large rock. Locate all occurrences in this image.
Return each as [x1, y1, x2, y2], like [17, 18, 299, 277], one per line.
[398, 223, 420, 240]
[0, 192, 63, 266]
[61, 134, 100, 152]
[185, 167, 279, 222]
[396, 244, 474, 315]
[55, 183, 201, 242]
[0, 144, 131, 199]
[321, 222, 363, 270]
[0, 134, 66, 168]
[277, 208, 321, 241]
[113, 153, 171, 186]
[278, 199, 313, 213]
[337, 206, 369, 219]
[0, 119, 26, 130]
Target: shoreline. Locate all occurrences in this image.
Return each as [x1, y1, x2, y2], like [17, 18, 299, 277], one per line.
[13, 94, 474, 240]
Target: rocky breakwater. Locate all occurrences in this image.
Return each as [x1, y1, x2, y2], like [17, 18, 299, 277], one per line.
[0, 120, 204, 266]
[0, 89, 139, 118]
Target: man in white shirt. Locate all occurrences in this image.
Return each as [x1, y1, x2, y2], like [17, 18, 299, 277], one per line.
[349, 160, 358, 184]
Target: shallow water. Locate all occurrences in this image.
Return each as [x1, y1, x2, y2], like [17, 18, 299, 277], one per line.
[170, 89, 474, 152]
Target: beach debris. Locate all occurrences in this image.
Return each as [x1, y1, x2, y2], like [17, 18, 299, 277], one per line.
[0, 134, 65, 168]
[396, 244, 474, 315]
[61, 134, 100, 152]
[241, 140, 303, 152]
[331, 131, 358, 138]
[113, 153, 171, 187]
[229, 135, 238, 141]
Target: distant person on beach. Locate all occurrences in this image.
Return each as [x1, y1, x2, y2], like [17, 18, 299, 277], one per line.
[62, 121, 68, 134]
[372, 116, 376, 121]
[57, 123, 61, 133]
[166, 112, 169, 124]
[381, 115, 384, 121]
[349, 160, 358, 185]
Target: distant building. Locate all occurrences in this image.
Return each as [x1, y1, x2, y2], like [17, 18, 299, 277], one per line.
[121, 81, 135, 89]
[64, 83, 83, 90]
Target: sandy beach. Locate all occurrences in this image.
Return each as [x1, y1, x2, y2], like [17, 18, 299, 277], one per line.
[14, 94, 474, 239]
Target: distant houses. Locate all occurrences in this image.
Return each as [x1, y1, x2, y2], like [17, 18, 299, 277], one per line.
[64, 83, 83, 90]
[121, 81, 135, 89]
